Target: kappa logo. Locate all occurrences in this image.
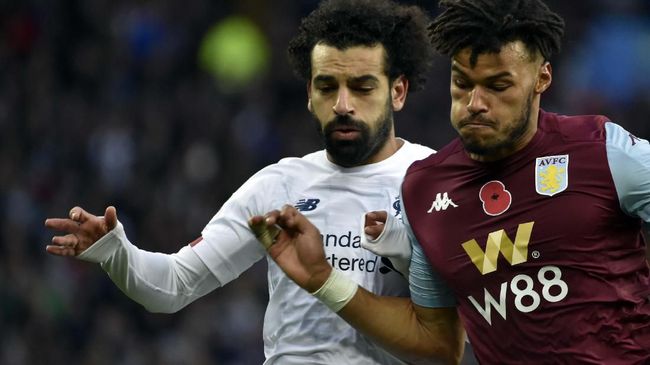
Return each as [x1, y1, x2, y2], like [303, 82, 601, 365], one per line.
[295, 198, 320, 212]
[427, 192, 458, 213]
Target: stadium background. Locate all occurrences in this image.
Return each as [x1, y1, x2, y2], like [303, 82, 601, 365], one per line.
[1, 0, 648, 364]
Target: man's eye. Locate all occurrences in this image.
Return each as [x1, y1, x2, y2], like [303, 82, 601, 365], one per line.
[453, 79, 469, 89]
[490, 84, 510, 91]
[354, 86, 374, 93]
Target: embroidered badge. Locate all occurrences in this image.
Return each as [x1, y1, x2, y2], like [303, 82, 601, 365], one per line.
[535, 155, 569, 196]
[479, 180, 511, 216]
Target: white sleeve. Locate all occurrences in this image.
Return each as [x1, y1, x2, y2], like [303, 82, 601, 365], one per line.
[193, 163, 291, 284]
[78, 222, 219, 313]
[605, 122, 650, 223]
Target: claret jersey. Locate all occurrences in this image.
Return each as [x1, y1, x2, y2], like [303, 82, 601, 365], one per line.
[404, 111, 650, 364]
[195, 140, 433, 365]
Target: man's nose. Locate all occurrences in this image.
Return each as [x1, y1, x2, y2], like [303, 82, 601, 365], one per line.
[333, 88, 354, 115]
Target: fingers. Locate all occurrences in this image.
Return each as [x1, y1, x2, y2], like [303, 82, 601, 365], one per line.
[46, 233, 80, 256]
[45, 218, 83, 233]
[366, 210, 388, 224]
[276, 205, 308, 231]
[104, 206, 118, 231]
[69, 206, 91, 223]
[45, 205, 116, 257]
[51, 233, 80, 248]
[248, 205, 317, 250]
[364, 210, 388, 239]
[248, 211, 282, 249]
[45, 244, 77, 256]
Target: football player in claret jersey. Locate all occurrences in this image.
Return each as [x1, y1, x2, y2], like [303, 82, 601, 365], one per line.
[251, 0, 649, 364]
[43, 1, 445, 364]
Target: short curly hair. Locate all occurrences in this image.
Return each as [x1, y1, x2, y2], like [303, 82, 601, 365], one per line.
[288, 0, 433, 91]
[429, 0, 565, 66]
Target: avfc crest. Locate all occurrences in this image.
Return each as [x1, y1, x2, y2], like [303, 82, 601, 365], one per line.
[535, 155, 569, 196]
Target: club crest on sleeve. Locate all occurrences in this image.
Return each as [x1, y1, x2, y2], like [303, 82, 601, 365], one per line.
[535, 154, 569, 196]
[392, 196, 402, 218]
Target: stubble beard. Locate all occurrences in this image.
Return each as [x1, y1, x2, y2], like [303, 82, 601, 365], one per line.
[460, 91, 534, 158]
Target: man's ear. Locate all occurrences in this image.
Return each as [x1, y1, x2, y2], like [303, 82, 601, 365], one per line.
[307, 81, 313, 112]
[391, 75, 408, 111]
[535, 62, 552, 94]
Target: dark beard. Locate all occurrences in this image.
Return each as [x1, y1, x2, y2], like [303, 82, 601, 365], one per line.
[314, 103, 393, 167]
[460, 91, 534, 157]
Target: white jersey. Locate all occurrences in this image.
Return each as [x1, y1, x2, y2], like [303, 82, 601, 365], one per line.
[78, 139, 433, 364]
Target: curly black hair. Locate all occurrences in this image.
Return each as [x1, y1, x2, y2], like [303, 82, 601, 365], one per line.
[429, 0, 565, 66]
[288, 0, 433, 91]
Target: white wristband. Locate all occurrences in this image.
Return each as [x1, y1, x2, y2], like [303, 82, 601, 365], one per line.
[310, 269, 359, 312]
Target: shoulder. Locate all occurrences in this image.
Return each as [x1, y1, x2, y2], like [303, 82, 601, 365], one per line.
[539, 110, 611, 143]
[400, 139, 436, 157]
[405, 139, 464, 177]
[384, 139, 436, 168]
[259, 150, 327, 175]
[236, 151, 327, 196]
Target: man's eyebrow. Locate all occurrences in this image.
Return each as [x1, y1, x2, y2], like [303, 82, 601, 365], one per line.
[348, 75, 380, 84]
[313, 74, 380, 83]
[313, 75, 336, 83]
[450, 64, 468, 77]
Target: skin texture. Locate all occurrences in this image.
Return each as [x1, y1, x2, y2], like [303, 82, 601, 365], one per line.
[449, 41, 551, 162]
[308, 43, 407, 166]
[45, 206, 117, 256]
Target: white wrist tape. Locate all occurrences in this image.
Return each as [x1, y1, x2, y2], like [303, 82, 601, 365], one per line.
[310, 269, 359, 312]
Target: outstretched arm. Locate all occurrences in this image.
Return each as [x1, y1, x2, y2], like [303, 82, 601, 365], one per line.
[249, 205, 464, 364]
[45, 206, 220, 313]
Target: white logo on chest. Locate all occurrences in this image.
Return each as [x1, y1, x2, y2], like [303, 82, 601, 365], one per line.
[427, 192, 458, 213]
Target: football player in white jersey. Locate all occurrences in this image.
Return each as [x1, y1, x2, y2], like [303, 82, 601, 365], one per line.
[44, 0, 439, 363]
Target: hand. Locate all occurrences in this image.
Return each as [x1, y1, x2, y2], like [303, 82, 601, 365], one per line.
[45, 206, 118, 257]
[249, 205, 332, 293]
[364, 210, 388, 239]
[361, 210, 411, 276]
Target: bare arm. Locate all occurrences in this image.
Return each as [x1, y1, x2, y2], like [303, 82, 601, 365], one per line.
[340, 288, 464, 363]
[250, 205, 464, 364]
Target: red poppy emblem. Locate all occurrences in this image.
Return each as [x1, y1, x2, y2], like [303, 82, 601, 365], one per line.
[479, 181, 512, 216]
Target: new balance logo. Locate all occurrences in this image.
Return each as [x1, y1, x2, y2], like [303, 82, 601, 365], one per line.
[295, 198, 320, 212]
[427, 193, 458, 213]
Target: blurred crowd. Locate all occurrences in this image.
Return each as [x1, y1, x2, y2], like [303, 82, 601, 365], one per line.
[0, 0, 648, 364]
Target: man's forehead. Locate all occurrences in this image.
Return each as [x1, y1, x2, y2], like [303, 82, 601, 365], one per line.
[452, 41, 539, 73]
[311, 43, 387, 79]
